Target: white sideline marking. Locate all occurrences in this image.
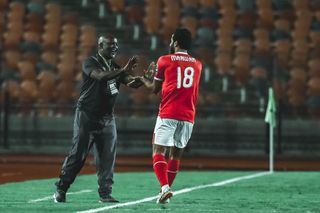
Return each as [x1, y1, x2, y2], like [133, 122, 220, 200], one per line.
[28, 189, 93, 203]
[77, 172, 271, 213]
[1, 172, 22, 177]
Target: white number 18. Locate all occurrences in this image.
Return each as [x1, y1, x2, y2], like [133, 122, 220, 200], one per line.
[177, 66, 194, 89]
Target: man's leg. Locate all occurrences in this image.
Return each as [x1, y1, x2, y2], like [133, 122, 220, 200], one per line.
[168, 147, 184, 187]
[54, 109, 93, 202]
[93, 117, 119, 202]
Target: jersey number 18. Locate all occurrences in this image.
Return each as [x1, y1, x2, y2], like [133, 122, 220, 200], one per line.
[176, 66, 195, 89]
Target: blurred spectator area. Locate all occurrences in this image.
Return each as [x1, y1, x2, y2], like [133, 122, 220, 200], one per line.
[0, 0, 320, 119]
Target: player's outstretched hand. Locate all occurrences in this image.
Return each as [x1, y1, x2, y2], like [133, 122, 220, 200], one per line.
[137, 76, 149, 84]
[143, 61, 156, 80]
[123, 56, 138, 72]
[128, 76, 154, 90]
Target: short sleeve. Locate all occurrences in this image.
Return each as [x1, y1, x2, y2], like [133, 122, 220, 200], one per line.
[154, 56, 166, 81]
[82, 57, 99, 77]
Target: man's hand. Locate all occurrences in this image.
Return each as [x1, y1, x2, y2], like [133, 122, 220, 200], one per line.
[126, 75, 150, 87]
[89, 56, 138, 81]
[137, 76, 152, 85]
[126, 76, 144, 88]
[129, 75, 162, 94]
[123, 56, 138, 72]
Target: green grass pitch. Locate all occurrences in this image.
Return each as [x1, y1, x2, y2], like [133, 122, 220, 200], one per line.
[0, 171, 319, 213]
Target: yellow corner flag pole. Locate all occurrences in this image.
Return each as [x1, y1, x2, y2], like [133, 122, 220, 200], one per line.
[265, 88, 276, 173]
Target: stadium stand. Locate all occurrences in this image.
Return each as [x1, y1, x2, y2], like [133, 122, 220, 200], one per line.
[0, 0, 320, 120]
[0, 0, 320, 161]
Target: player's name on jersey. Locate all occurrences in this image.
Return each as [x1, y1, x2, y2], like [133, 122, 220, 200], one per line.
[171, 55, 196, 62]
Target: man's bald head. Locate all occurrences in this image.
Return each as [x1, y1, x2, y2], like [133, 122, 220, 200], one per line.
[98, 34, 119, 59]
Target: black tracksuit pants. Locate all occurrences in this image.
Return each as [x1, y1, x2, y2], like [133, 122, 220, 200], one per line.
[56, 108, 117, 197]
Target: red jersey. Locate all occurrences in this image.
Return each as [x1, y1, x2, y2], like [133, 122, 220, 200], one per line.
[154, 52, 202, 123]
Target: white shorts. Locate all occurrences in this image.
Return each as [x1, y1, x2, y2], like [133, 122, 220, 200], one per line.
[152, 116, 194, 148]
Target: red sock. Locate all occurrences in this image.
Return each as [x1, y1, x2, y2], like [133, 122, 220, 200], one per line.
[167, 159, 180, 186]
[153, 154, 168, 187]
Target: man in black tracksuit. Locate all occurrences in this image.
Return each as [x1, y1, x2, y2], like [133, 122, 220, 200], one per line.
[53, 35, 143, 203]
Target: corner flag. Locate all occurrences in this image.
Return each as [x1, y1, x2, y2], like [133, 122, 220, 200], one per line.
[265, 87, 276, 173]
[265, 88, 276, 128]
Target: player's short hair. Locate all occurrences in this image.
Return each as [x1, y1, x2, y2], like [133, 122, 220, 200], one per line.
[172, 28, 192, 50]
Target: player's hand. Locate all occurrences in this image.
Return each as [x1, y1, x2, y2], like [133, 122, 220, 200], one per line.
[137, 76, 149, 84]
[123, 56, 138, 72]
[143, 61, 156, 80]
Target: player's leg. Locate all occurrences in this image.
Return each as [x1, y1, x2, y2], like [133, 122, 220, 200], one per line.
[93, 116, 119, 203]
[153, 144, 173, 204]
[152, 117, 176, 203]
[54, 109, 94, 202]
[168, 146, 184, 187]
[168, 120, 193, 187]
[153, 144, 168, 188]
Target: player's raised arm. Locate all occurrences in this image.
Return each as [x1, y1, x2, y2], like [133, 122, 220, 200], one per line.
[130, 61, 162, 93]
[138, 76, 162, 94]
